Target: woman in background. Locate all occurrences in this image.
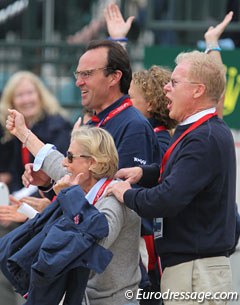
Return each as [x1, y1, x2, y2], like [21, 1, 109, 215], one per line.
[0, 71, 72, 194]
[0, 71, 73, 305]
[129, 66, 177, 161]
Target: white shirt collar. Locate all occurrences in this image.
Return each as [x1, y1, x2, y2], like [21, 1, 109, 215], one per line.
[85, 177, 107, 205]
[179, 107, 216, 126]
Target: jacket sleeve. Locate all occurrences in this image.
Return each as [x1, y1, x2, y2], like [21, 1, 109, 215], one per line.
[0, 214, 43, 295]
[41, 150, 67, 181]
[123, 135, 226, 218]
[95, 196, 125, 249]
[32, 215, 112, 278]
[31, 186, 112, 279]
[138, 163, 160, 188]
[116, 120, 160, 168]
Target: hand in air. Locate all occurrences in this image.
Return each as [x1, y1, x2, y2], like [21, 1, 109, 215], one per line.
[6, 109, 27, 137]
[204, 11, 233, 45]
[104, 3, 135, 39]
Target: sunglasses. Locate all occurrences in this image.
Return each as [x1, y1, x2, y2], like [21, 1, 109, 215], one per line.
[66, 151, 91, 163]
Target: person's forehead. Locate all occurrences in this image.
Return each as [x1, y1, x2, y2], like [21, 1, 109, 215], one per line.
[15, 78, 34, 88]
[78, 47, 108, 68]
[172, 62, 191, 78]
[69, 140, 83, 152]
[14, 78, 37, 95]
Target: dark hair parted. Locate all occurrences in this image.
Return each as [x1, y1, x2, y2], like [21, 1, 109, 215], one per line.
[86, 40, 132, 94]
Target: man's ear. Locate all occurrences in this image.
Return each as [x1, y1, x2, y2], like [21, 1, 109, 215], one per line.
[193, 83, 206, 99]
[109, 69, 123, 86]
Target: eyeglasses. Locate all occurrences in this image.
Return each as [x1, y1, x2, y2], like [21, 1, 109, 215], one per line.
[170, 79, 203, 88]
[66, 151, 91, 163]
[73, 67, 109, 80]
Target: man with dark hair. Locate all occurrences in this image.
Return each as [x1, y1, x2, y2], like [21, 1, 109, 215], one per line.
[8, 39, 159, 182]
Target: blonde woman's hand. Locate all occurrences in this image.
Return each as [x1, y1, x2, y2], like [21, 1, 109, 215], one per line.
[53, 173, 84, 195]
[6, 109, 28, 141]
[22, 163, 51, 188]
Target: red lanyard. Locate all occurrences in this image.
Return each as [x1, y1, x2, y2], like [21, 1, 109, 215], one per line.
[74, 180, 112, 224]
[160, 112, 217, 177]
[92, 98, 132, 127]
[154, 126, 167, 133]
[92, 179, 113, 205]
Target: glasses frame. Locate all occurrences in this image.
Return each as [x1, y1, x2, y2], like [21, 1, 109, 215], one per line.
[66, 151, 91, 163]
[170, 79, 203, 88]
[73, 67, 109, 80]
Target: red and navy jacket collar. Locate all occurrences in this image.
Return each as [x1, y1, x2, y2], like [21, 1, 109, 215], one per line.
[90, 94, 130, 124]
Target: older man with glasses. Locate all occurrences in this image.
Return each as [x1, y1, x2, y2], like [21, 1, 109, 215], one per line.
[107, 50, 237, 305]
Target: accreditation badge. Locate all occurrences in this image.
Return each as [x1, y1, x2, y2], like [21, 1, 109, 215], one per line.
[153, 217, 163, 239]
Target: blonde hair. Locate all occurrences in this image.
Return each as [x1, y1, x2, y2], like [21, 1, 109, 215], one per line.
[71, 126, 119, 180]
[175, 51, 226, 102]
[0, 71, 68, 141]
[132, 65, 177, 129]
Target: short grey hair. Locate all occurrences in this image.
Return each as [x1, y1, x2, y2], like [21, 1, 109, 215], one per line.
[176, 50, 226, 102]
[71, 126, 119, 180]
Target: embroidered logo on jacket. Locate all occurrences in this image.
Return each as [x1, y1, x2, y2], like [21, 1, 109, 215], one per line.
[134, 157, 146, 165]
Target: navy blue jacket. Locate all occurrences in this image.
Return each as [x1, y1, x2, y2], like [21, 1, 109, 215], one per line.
[148, 117, 171, 163]
[124, 116, 237, 269]
[88, 96, 160, 237]
[0, 125, 14, 173]
[0, 186, 112, 305]
[88, 95, 160, 168]
[88, 96, 160, 288]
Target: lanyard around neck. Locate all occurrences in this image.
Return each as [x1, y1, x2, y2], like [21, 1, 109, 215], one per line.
[92, 98, 132, 127]
[154, 125, 167, 133]
[92, 179, 113, 205]
[160, 112, 217, 177]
